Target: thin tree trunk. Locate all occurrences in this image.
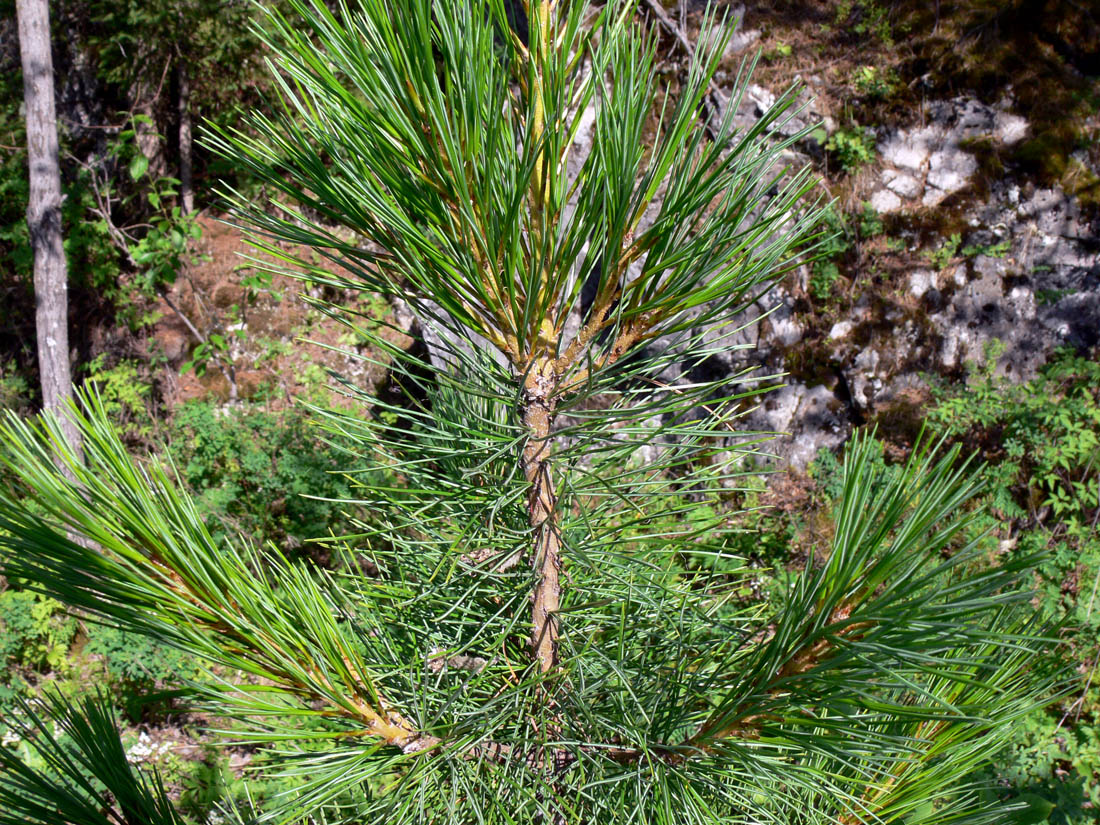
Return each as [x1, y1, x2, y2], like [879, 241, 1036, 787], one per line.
[17, 0, 81, 461]
[178, 64, 193, 214]
[523, 364, 561, 674]
[522, 364, 567, 822]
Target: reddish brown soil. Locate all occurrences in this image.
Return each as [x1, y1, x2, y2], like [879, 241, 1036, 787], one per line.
[151, 214, 405, 412]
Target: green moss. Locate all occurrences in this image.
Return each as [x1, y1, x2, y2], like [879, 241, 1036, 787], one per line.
[1014, 133, 1072, 180]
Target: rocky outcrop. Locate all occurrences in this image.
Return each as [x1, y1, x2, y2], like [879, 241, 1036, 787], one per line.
[931, 184, 1099, 373]
[739, 94, 1098, 467]
[693, 83, 1097, 469]
[871, 97, 1029, 211]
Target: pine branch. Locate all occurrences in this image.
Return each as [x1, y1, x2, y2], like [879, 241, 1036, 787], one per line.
[0, 692, 186, 825]
[0, 394, 431, 752]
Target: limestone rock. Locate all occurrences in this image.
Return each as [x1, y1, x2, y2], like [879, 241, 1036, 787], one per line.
[925, 148, 979, 199]
[883, 169, 922, 199]
[878, 126, 939, 171]
[870, 189, 902, 213]
[829, 320, 854, 340]
[994, 111, 1028, 145]
[875, 97, 1032, 209]
[908, 270, 937, 298]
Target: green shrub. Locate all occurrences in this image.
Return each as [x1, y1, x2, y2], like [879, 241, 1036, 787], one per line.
[930, 344, 1100, 624]
[929, 347, 1099, 541]
[0, 590, 78, 676]
[808, 446, 846, 501]
[827, 125, 876, 173]
[84, 355, 158, 442]
[928, 346, 1100, 823]
[0, 590, 79, 711]
[0, 364, 31, 415]
[979, 707, 1100, 825]
[961, 238, 1011, 259]
[857, 201, 884, 238]
[924, 233, 962, 270]
[810, 260, 843, 301]
[764, 40, 792, 62]
[83, 623, 204, 720]
[851, 65, 899, 100]
[833, 0, 895, 45]
[809, 204, 852, 300]
[165, 401, 382, 549]
[810, 384, 1099, 823]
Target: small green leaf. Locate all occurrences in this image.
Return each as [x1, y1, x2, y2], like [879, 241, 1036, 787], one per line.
[129, 153, 149, 181]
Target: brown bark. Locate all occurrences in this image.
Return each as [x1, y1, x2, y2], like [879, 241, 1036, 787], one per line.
[178, 64, 193, 214]
[523, 360, 561, 674]
[17, 0, 81, 461]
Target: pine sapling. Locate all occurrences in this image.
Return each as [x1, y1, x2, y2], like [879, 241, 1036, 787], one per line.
[0, 2, 1060, 824]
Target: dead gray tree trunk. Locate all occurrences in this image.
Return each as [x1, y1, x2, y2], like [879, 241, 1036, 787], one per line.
[17, 0, 82, 461]
[178, 64, 193, 214]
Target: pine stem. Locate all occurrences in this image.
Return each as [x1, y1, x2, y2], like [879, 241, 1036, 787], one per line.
[524, 0, 561, 678]
[523, 378, 560, 674]
[522, 367, 566, 822]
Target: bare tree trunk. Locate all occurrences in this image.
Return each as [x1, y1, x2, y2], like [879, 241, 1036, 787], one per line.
[525, 401, 560, 673]
[178, 64, 193, 214]
[521, 363, 566, 821]
[523, 362, 561, 674]
[17, 0, 81, 461]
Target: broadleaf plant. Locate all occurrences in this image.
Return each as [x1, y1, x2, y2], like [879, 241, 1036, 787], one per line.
[0, 0, 1060, 823]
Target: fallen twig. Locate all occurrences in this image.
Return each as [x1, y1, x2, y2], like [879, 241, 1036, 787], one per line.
[641, 0, 728, 138]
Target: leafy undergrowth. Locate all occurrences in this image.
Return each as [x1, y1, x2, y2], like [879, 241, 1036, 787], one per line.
[861, 347, 1097, 824]
[674, 345, 1100, 824]
[164, 400, 384, 552]
[927, 348, 1100, 825]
